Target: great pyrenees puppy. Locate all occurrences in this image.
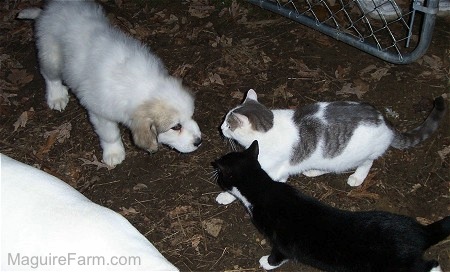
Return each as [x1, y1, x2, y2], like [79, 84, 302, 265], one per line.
[18, 0, 202, 167]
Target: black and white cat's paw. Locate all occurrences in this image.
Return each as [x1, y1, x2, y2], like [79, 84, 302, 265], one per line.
[429, 265, 443, 272]
[259, 255, 287, 270]
[215, 192, 236, 205]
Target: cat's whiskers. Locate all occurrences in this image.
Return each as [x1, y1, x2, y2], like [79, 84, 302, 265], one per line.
[209, 169, 219, 182]
[228, 139, 237, 151]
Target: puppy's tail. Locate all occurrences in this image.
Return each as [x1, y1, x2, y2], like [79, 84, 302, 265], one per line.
[17, 8, 42, 20]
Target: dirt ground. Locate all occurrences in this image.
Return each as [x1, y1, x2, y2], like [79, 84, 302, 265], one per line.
[1, 0, 449, 271]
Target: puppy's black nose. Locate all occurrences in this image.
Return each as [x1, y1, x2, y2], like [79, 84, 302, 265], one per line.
[194, 137, 202, 147]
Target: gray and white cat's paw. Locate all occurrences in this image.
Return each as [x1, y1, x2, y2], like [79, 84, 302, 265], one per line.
[303, 169, 327, 177]
[259, 255, 287, 270]
[215, 192, 236, 205]
[347, 160, 372, 186]
[347, 174, 364, 187]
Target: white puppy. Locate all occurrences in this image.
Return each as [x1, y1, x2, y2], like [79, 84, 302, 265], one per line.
[1, 153, 179, 271]
[18, 0, 202, 167]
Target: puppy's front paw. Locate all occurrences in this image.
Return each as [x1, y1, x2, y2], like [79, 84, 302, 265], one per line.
[215, 192, 236, 205]
[46, 84, 69, 111]
[103, 152, 125, 167]
[259, 255, 285, 270]
[48, 96, 69, 111]
[102, 142, 126, 167]
[347, 175, 364, 187]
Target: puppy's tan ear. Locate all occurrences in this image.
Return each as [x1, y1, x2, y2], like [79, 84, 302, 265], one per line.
[130, 117, 158, 153]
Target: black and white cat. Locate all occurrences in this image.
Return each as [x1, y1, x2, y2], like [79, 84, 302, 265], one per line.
[217, 89, 446, 204]
[212, 141, 450, 272]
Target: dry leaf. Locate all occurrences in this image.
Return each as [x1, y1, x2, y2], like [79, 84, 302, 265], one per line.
[44, 122, 72, 144]
[37, 132, 58, 158]
[273, 83, 293, 99]
[289, 58, 321, 78]
[210, 35, 232, 48]
[208, 73, 224, 85]
[243, 18, 284, 29]
[317, 182, 335, 201]
[191, 234, 202, 253]
[359, 65, 390, 82]
[437, 145, 450, 161]
[227, 0, 248, 23]
[188, 2, 215, 18]
[13, 108, 34, 132]
[230, 91, 243, 100]
[79, 155, 113, 170]
[336, 80, 369, 99]
[421, 55, 443, 71]
[202, 218, 223, 237]
[37, 122, 72, 158]
[173, 64, 193, 78]
[416, 217, 432, 225]
[359, 64, 377, 75]
[347, 190, 380, 200]
[119, 207, 139, 216]
[114, 0, 123, 8]
[164, 14, 178, 24]
[347, 173, 379, 199]
[169, 205, 193, 218]
[370, 67, 390, 81]
[229, 0, 241, 18]
[7, 69, 34, 86]
[261, 51, 272, 64]
[335, 65, 350, 79]
[0, 90, 18, 105]
[133, 183, 148, 191]
[216, 66, 238, 78]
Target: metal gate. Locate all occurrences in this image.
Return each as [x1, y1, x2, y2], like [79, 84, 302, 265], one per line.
[247, 0, 440, 64]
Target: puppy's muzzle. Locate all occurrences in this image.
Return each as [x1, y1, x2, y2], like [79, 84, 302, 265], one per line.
[194, 137, 202, 147]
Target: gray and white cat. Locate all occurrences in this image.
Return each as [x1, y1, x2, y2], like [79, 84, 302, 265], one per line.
[217, 89, 446, 205]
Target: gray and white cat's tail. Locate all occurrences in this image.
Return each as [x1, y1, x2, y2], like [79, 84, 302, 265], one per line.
[17, 8, 42, 20]
[391, 96, 447, 149]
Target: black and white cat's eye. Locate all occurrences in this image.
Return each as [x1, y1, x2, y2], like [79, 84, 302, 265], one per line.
[171, 123, 182, 131]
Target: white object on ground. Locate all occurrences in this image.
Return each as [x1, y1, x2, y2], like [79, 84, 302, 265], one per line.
[1, 154, 179, 271]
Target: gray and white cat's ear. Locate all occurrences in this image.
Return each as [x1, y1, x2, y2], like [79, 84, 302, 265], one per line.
[244, 89, 258, 102]
[231, 112, 249, 126]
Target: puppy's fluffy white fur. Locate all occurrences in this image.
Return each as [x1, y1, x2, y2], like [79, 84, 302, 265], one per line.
[18, 0, 202, 166]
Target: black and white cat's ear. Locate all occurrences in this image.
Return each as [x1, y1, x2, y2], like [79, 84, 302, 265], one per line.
[247, 140, 259, 159]
[244, 89, 258, 102]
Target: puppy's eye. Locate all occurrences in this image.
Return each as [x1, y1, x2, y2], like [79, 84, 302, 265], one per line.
[171, 123, 182, 131]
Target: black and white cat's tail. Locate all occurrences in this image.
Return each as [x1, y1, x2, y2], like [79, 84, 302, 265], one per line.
[424, 215, 450, 248]
[17, 8, 42, 20]
[391, 96, 447, 149]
